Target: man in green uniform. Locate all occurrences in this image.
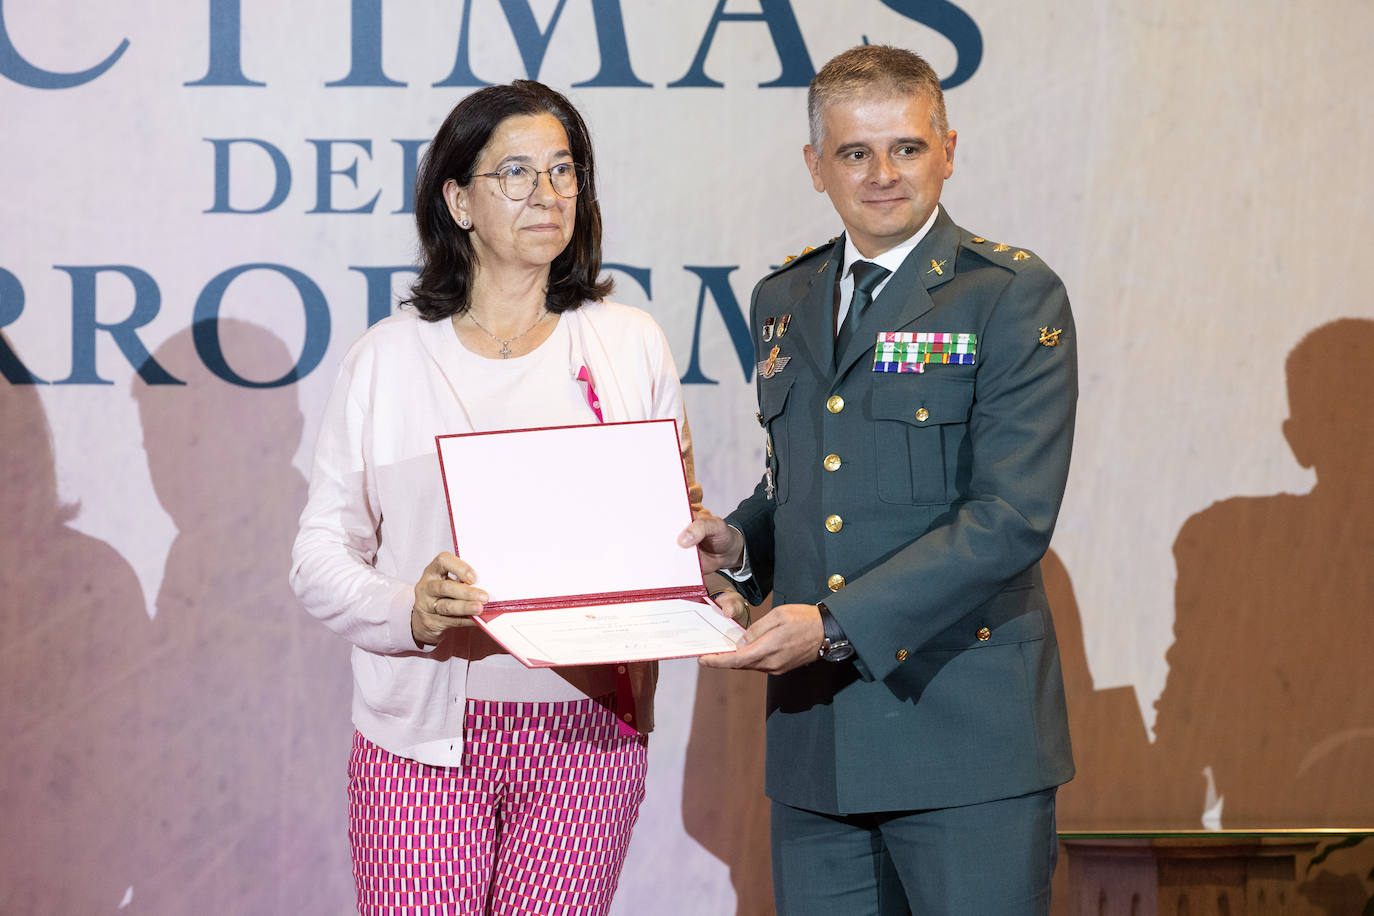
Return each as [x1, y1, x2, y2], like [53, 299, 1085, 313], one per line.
[681, 45, 1077, 915]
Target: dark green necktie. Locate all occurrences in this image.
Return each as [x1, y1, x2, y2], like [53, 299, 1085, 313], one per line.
[835, 260, 891, 369]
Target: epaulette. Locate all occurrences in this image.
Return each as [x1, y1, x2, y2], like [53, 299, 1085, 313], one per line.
[766, 236, 840, 278]
[963, 234, 1039, 269]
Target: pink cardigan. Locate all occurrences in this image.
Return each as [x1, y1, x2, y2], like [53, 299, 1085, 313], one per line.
[290, 301, 701, 766]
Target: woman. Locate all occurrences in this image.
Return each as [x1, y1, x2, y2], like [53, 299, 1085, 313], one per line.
[291, 80, 730, 914]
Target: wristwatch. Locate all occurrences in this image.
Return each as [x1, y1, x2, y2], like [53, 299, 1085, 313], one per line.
[816, 601, 855, 662]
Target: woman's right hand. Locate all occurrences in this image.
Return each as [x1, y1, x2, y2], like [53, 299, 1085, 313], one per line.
[411, 552, 489, 647]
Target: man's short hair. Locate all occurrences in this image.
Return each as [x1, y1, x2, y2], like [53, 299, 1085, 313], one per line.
[808, 45, 949, 148]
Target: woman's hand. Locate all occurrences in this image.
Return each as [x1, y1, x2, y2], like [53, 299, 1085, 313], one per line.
[677, 516, 745, 574]
[411, 552, 488, 647]
[710, 589, 752, 629]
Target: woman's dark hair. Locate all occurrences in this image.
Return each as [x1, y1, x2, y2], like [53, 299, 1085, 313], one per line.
[403, 80, 613, 320]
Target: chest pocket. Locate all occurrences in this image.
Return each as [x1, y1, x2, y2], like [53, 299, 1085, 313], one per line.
[758, 376, 794, 505]
[873, 375, 975, 505]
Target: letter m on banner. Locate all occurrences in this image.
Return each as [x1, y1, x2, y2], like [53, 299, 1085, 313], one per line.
[681, 267, 754, 386]
[437, 0, 649, 88]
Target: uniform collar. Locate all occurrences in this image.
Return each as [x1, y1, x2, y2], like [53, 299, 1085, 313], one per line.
[839, 203, 942, 291]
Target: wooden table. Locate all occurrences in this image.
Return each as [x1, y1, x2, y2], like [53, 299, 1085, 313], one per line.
[1057, 831, 1373, 916]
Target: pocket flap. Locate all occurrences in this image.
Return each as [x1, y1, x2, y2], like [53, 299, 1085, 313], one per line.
[920, 587, 1045, 652]
[758, 375, 794, 423]
[872, 376, 974, 427]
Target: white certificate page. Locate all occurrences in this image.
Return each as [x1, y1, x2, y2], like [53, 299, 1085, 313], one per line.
[479, 598, 744, 667]
[436, 420, 745, 665]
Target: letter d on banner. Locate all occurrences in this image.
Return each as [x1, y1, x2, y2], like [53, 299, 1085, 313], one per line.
[206, 139, 291, 214]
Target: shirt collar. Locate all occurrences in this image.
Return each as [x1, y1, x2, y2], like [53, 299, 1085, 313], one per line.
[840, 204, 942, 280]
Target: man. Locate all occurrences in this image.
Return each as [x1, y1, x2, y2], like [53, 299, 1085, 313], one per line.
[680, 45, 1076, 915]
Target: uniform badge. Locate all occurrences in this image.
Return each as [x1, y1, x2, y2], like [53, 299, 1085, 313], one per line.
[761, 317, 775, 342]
[1038, 327, 1063, 347]
[873, 332, 977, 373]
[927, 259, 946, 276]
[758, 345, 791, 379]
[776, 314, 791, 337]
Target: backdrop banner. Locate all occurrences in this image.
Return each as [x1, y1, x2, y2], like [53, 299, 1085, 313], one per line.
[3, 1, 1372, 913]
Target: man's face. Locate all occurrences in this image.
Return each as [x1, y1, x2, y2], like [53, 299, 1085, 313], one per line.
[803, 92, 957, 259]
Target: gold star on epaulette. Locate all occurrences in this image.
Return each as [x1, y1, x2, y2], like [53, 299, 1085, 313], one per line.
[1013, 250, 1031, 261]
[970, 237, 986, 243]
[782, 244, 820, 265]
[992, 243, 1010, 252]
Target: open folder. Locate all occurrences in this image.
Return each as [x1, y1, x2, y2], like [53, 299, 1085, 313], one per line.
[436, 419, 746, 667]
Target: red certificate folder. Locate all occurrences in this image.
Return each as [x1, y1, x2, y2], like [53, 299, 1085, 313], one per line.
[435, 420, 744, 667]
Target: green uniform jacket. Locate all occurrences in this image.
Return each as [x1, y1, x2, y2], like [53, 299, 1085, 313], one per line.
[726, 208, 1077, 814]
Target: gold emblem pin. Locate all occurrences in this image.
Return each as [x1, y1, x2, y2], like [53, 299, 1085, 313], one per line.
[777, 314, 792, 337]
[762, 317, 775, 342]
[1013, 250, 1031, 261]
[1039, 327, 1063, 347]
[927, 259, 947, 276]
[992, 242, 1010, 252]
[782, 254, 796, 264]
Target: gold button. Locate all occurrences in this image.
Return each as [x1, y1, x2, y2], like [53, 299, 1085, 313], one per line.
[976, 627, 991, 641]
[825, 514, 843, 533]
[824, 453, 842, 471]
[755, 411, 764, 426]
[826, 395, 845, 414]
[895, 649, 909, 661]
[827, 573, 846, 592]
[915, 407, 930, 422]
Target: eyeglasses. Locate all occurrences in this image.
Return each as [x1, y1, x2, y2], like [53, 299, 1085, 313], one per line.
[472, 162, 587, 201]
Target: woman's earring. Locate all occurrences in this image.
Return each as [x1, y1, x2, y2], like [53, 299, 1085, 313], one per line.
[459, 217, 471, 229]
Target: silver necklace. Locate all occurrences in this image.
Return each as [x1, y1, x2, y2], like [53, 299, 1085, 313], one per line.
[466, 308, 548, 358]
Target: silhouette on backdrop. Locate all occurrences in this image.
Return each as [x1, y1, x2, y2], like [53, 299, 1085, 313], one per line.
[127, 320, 353, 912]
[0, 333, 147, 914]
[1153, 318, 1374, 827]
[1042, 548, 1156, 830]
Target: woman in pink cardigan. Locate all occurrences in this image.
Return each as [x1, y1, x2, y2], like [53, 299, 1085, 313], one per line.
[292, 80, 737, 915]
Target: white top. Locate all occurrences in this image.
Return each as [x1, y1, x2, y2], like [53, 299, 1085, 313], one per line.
[438, 316, 616, 706]
[291, 301, 700, 766]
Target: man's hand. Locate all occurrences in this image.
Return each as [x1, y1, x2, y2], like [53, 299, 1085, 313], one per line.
[678, 516, 745, 574]
[699, 603, 824, 675]
[411, 552, 488, 647]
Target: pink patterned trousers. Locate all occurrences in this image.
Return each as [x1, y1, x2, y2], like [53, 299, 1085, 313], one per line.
[348, 697, 648, 915]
